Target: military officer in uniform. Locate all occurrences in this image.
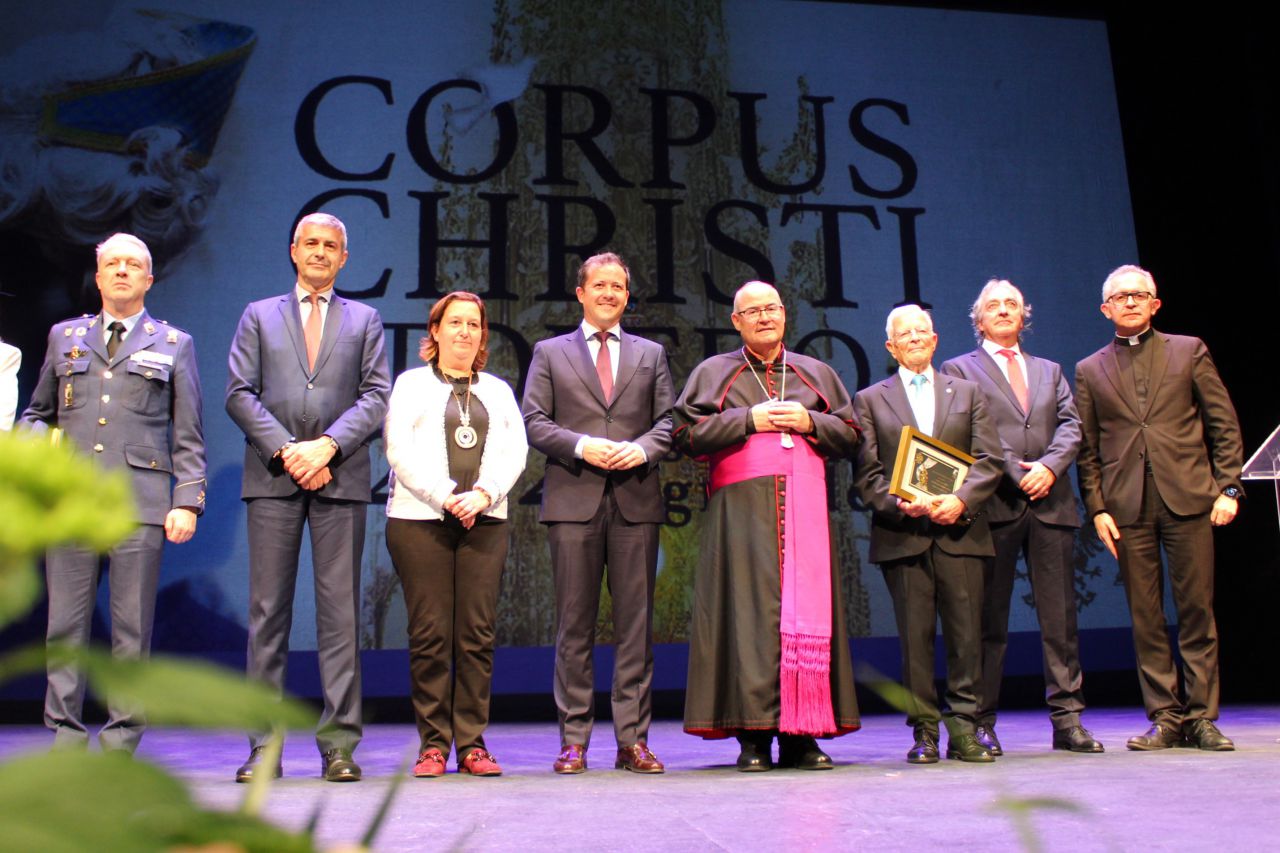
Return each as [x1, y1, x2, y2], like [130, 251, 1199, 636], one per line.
[20, 232, 206, 752]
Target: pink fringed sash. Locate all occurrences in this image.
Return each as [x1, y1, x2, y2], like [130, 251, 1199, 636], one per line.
[709, 433, 836, 735]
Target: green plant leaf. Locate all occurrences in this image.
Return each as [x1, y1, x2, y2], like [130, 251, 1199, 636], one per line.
[47, 645, 318, 732]
[0, 553, 40, 628]
[0, 750, 314, 853]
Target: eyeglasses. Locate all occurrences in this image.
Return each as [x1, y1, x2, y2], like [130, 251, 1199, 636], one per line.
[1106, 290, 1154, 305]
[735, 303, 784, 321]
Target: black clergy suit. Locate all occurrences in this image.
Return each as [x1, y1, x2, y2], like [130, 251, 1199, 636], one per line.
[940, 347, 1085, 731]
[853, 370, 1002, 736]
[1075, 331, 1242, 726]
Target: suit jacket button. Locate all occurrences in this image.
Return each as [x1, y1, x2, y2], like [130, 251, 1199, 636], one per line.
[145, 370, 154, 378]
[150, 460, 158, 468]
[93, 443, 104, 452]
[606, 416, 614, 423]
[1140, 422, 1147, 429]
[307, 382, 314, 389]
[103, 370, 113, 379]
[101, 394, 110, 403]
[98, 417, 107, 426]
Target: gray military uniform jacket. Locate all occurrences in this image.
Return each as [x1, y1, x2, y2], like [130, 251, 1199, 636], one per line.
[21, 311, 207, 524]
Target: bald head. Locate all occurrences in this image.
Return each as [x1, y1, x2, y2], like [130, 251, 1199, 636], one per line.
[733, 280, 780, 312]
[731, 280, 786, 361]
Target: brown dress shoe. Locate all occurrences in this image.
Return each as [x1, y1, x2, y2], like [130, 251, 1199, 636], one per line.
[1185, 719, 1235, 751]
[615, 742, 665, 774]
[1126, 722, 1182, 751]
[234, 745, 283, 783]
[554, 744, 587, 774]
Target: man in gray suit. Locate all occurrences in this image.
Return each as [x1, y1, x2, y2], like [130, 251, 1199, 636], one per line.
[226, 212, 391, 782]
[522, 252, 674, 774]
[853, 305, 1002, 763]
[21, 232, 206, 752]
[940, 279, 1101, 754]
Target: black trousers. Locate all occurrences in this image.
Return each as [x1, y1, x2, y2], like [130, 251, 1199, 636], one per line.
[881, 543, 983, 738]
[980, 511, 1085, 730]
[386, 515, 508, 759]
[1116, 469, 1219, 726]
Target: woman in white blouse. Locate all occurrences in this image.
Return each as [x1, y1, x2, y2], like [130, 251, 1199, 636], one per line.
[384, 291, 526, 778]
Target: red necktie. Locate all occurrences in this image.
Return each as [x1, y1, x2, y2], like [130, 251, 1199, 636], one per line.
[595, 330, 613, 402]
[305, 293, 324, 371]
[998, 348, 1029, 412]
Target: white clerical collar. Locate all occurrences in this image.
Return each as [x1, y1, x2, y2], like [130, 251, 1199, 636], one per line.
[898, 365, 934, 386]
[981, 338, 1021, 357]
[1115, 327, 1153, 346]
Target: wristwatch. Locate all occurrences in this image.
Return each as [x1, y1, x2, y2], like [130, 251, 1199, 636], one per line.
[1222, 486, 1241, 500]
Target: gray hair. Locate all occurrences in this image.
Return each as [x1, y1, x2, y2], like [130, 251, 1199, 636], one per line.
[293, 212, 348, 251]
[1102, 264, 1156, 301]
[969, 278, 1032, 343]
[95, 232, 152, 273]
[885, 304, 932, 340]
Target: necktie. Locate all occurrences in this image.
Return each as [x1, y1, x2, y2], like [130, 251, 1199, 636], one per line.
[997, 348, 1029, 412]
[106, 321, 126, 360]
[595, 330, 614, 402]
[305, 293, 324, 371]
[910, 373, 933, 435]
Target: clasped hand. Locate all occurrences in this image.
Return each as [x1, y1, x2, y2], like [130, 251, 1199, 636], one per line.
[750, 401, 812, 435]
[582, 438, 646, 470]
[897, 494, 967, 526]
[443, 490, 492, 529]
[282, 438, 336, 489]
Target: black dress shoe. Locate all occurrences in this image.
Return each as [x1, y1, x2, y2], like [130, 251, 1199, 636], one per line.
[1126, 722, 1182, 751]
[946, 733, 995, 763]
[1185, 719, 1234, 751]
[777, 735, 834, 770]
[907, 730, 939, 765]
[735, 734, 774, 772]
[321, 748, 362, 782]
[1053, 725, 1105, 753]
[235, 746, 282, 783]
[975, 724, 1003, 756]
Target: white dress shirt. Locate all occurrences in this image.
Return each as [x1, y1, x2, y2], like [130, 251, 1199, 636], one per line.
[899, 364, 935, 436]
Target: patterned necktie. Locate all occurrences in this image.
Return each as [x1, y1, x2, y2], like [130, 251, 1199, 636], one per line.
[106, 321, 126, 360]
[997, 348, 1029, 412]
[595, 330, 614, 402]
[305, 293, 324, 371]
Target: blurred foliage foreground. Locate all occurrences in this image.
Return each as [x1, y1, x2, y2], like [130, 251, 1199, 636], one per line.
[0, 430, 383, 852]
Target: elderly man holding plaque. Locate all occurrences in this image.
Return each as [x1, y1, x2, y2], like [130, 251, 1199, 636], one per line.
[853, 305, 1002, 763]
[674, 280, 862, 772]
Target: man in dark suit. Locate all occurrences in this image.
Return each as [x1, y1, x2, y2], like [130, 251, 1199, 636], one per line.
[226, 212, 391, 781]
[940, 279, 1101, 755]
[522, 252, 674, 774]
[853, 304, 1002, 763]
[21, 232, 206, 752]
[1076, 264, 1242, 751]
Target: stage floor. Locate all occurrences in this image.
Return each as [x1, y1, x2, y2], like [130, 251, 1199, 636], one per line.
[3, 705, 1278, 851]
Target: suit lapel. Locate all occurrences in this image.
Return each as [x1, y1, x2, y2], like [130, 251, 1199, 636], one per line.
[883, 376, 918, 430]
[84, 316, 109, 363]
[311, 294, 346, 376]
[933, 372, 957, 435]
[1022, 352, 1044, 412]
[566, 331, 609, 409]
[1099, 343, 1141, 418]
[611, 331, 641, 402]
[974, 348, 1024, 413]
[277, 294, 310, 375]
[1141, 333, 1170, 418]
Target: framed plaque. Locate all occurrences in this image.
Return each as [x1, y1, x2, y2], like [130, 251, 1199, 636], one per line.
[890, 425, 977, 502]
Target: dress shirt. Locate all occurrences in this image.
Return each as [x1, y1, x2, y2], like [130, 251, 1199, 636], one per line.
[101, 308, 145, 345]
[981, 337, 1026, 387]
[899, 364, 936, 436]
[295, 284, 332, 327]
[572, 321, 647, 463]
